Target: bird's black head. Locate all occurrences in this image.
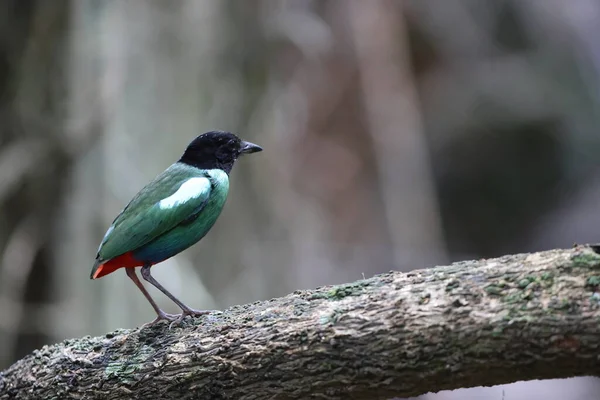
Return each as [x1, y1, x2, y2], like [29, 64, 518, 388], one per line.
[179, 130, 262, 173]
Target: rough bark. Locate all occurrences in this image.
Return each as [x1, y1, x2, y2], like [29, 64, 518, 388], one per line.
[2, 246, 600, 399]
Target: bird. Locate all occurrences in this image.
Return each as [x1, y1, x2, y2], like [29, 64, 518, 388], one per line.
[90, 130, 262, 325]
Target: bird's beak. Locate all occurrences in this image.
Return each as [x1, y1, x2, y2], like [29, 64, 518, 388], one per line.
[240, 140, 263, 154]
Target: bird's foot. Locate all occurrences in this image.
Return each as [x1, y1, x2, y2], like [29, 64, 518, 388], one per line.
[184, 308, 214, 317]
[143, 310, 180, 328]
[168, 308, 215, 329]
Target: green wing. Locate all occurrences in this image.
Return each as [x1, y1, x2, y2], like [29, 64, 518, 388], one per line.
[97, 165, 212, 261]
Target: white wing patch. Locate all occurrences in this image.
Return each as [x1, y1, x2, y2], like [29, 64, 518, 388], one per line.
[159, 177, 211, 210]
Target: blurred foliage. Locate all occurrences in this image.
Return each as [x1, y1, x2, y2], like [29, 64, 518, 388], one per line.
[1, 0, 600, 399]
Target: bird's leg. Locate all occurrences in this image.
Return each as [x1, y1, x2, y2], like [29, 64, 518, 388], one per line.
[125, 267, 178, 326]
[140, 265, 214, 324]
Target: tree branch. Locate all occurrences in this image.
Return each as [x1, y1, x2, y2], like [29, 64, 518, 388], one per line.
[2, 246, 600, 399]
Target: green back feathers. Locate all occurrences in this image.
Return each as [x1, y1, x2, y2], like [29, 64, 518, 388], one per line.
[97, 164, 229, 262]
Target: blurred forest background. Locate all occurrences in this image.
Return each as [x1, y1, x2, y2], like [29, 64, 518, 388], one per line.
[1, 0, 600, 399]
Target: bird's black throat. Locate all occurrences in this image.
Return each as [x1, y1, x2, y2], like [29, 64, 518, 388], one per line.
[179, 152, 237, 174]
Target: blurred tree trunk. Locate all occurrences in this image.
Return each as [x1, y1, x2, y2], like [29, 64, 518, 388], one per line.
[349, 0, 447, 269]
[0, 0, 72, 370]
[0, 0, 68, 369]
[0, 0, 101, 370]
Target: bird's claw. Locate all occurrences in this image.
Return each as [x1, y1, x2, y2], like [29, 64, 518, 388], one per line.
[168, 308, 215, 329]
[186, 308, 215, 317]
[143, 311, 180, 328]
